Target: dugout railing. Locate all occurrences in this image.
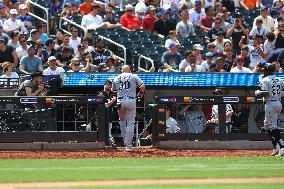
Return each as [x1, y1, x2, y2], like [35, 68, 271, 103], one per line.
[150, 96, 284, 147]
[0, 96, 109, 147]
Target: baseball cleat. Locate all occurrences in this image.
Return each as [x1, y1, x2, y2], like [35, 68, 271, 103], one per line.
[126, 146, 133, 152]
[276, 148, 284, 156]
[271, 149, 279, 156]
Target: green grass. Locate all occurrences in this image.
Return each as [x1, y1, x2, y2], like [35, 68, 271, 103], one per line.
[25, 183, 284, 189]
[0, 157, 283, 183]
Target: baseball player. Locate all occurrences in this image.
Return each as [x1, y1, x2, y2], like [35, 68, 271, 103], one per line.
[97, 79, 117, 147]
[166, 107, 180, 133]
[180, 105, 206, 133]
[211, 89, 233, 133]
[255, 63, 284, 156]
[112, 65, 145, 152]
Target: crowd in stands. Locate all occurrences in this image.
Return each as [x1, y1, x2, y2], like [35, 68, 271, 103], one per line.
[0, 0, 284, 83]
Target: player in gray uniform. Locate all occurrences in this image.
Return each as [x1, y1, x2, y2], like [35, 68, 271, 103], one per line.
[112, 65, 145, 152]
[255, 63, 284, 156]
[180, 105, 206, 133]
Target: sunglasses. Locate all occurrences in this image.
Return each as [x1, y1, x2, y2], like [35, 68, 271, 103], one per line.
[20, 40, 26, 43]
[215, 22, 220, 24]
[127, 10, 133, 12]
[73, 64, 80, 66]
[106, 11, 112, 14]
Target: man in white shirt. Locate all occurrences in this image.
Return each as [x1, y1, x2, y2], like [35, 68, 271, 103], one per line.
[166, 107, 180, 133]
[200, 52, 214, 72]
[43, 56, 65, 75]
[81, 4, 107, 29]
[69, 27, 81, 52]
[249, 18, 269, 38]
[176, 10, 195, 39]
[3, 9, 27, 34]
[188, 0, 205, 27]
[253, 7, 274, 32]
[16, 35, 28, 60]
[230, 55, 252, 73]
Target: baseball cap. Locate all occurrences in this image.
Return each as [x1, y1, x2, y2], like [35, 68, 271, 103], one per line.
[257, 60, 267, 68]
[45, 38, 54, 46]
[19, 4, 27, 10]
[148, 5, 156, 11]
[260, 6, 268, 12]
[205, 52, 214, 57]
[125, 4, 134, 10]
[193, 44, 204, 50]
[27, 45, 36, 50]
[96, 37, 104, 43]
[213, 56, 224, 63]
[168, 41, 179, 48]
[48, 56, 57, 62]
[216, 31, 225, 36]
[195, 0, 202, 5]
[9, 9, 18, 15]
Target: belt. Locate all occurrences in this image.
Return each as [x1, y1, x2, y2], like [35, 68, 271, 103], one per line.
[118, 97, 135, 100]
[269, 100, 278, 101]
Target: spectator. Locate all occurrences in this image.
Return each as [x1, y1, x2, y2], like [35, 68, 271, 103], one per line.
[273, 61, 282, 73]
[274, 9, 284, 31]
[253, 7, 274, 32]
[270, 0, 283, 19]
[92, 38, 113, 66]
[81, 37, 94, 53]
[200, 52, 214, 72]
[1, 62, 19, 86]
[69, 27, 81, 52]
[199, 5, 214, 32]
[44, 38, 57, 57]
[0, 24, 9, 39]
[0, 37, 18, 68]
[260, 0, 272, 8]
[103, 8, 119, 25]
[38, 23, 48, 44]
[15, 71, 47, 97]
[56, 34, 73, 53]
[224, 48, 234, 71]
[207, 42, 216, 53]
[67, 57, 87, 72]
[210, 56, 226, 72]
[179, 50, 193, 72]
[222, 8, 233, 24]
[213, 31, 230, 51]
[239, 35, 265, 70]
[135, 0, 147, 20]
[81, 5, 113, 29]
[239, 0, 260, 11]
[230, 55, 252, 73]
[165, 30, 180, 49]
[176, 10, 195, 39]
[249, 18, 269, 38]
[120, 4, 141, 30]
[193, 44, 203, 65]
[17, 4, 35, 30]
[153, 8, 175, 37]
[161, 41, 182, 71]
[63, 0, 82, 8]
[227, 12, 249, 54]
[214, 2, 223, 15]
[79, 0, 94, 16]
[105, 57, 117, 72]
[184, 53, 203, 72]
[180, 104, 206, 133]
[179, 0, 194, 11]
[188, 0, 205, 27]
[165, 107, 180, 133]
[275, 24, 284, 50]
[16, 35, 28, 60]
[7, 31, 20, 49]
[240, 45, 251, 68]
[80, 51, 96, 72]
[36, 44, 48, 66]
[208, 17, 225, 42]
[50, 0, 63, 17]
[263, 32, 276, 59]
[0, 3, 8, 25]
[56, 46, 73, 67]
[55, 29, 64, 47]
[3, 9, 27, 34]
[142, 5, 158, 32]
[27, 29, 39, 45]
[223, 41, 233, 52]
[213, 13, 230, 31]
[75, 44, 85, 59]
[221, 0, 235, 13]
[20, 45, 43, 74]
[43, 56, 65, 75]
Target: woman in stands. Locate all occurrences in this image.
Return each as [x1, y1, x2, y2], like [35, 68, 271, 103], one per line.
[0, 62, 19, 87]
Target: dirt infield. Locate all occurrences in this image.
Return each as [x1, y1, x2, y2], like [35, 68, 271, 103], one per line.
[0, 148, 271, 159]
[1, 178, 284, 189]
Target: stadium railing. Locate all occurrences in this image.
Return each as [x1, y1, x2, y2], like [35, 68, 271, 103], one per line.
[138, 55, 155, 72]
[27, 0, 49, 34]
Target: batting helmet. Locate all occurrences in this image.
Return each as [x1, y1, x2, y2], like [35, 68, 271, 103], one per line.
[263, 63, 275, 75]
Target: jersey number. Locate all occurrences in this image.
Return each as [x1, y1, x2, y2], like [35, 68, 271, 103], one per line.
[272, 84, 281, 95]
[118, 81, 130, 90]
